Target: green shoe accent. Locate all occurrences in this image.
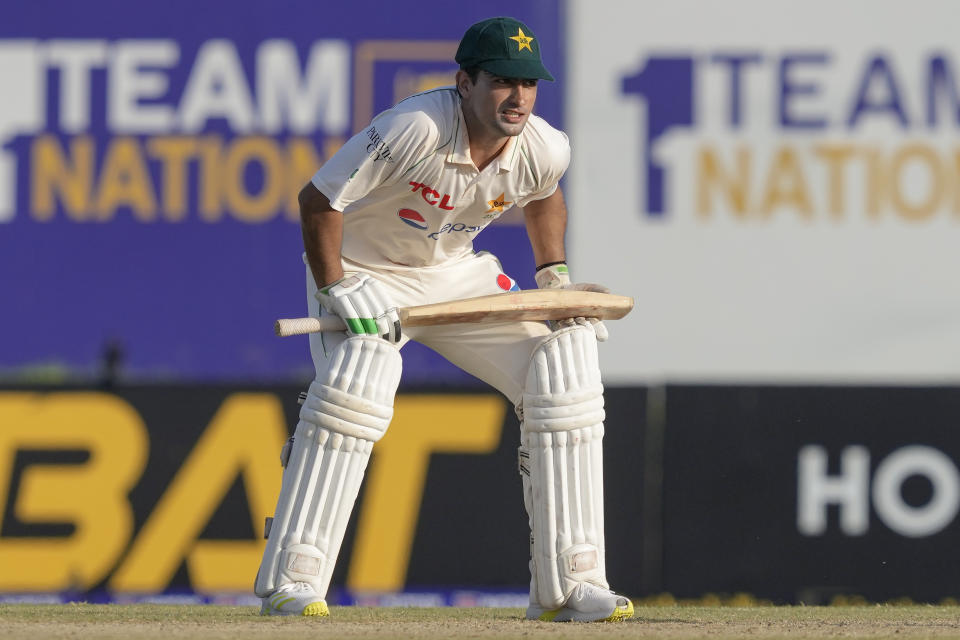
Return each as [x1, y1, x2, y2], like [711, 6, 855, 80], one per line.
[302, 601, 330, 617]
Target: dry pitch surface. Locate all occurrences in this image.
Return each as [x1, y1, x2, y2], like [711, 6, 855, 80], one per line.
[2, 604, 960, 640]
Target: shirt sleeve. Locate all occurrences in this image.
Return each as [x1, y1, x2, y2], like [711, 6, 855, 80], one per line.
[312, 107, 440, 211]
[515, 128, 571, 208]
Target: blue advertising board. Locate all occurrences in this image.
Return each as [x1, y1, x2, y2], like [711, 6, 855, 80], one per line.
[0, 0, 563, 382]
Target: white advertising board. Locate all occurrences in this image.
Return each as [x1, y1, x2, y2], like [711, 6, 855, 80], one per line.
[566, 0, 960, 383]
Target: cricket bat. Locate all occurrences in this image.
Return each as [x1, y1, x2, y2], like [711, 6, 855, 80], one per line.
[274, 289, 634, 337]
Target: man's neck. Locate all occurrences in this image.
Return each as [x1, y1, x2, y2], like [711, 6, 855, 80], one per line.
[462, 110, 510, 172]
[470, 138, 509, 172]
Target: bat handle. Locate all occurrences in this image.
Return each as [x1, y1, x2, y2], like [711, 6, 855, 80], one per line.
[274, 316, 347, 336]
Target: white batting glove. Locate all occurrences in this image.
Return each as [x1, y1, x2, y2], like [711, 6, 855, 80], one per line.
[535, 262, 609, 342]
[315, 273, 402, 343]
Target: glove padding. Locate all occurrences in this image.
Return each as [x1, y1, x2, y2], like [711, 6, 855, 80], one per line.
[315, 273, 401, 343]
[534, 263, 609, 342]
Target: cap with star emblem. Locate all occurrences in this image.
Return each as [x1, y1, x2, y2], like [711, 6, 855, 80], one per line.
[455, 16, 554, 81]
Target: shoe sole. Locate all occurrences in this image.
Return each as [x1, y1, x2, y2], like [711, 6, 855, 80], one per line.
[303, 602, 330, 617]
[531, 599, 634, 622]
[260, 601, 330, 617]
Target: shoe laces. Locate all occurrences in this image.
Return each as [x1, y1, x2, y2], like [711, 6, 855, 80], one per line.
[574, 582, 627, 604]
[276, 581, 315, 595]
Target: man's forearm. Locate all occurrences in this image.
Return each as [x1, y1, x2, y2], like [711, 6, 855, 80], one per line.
[299, 183, 345, 288]
[523, 187, 568, 268]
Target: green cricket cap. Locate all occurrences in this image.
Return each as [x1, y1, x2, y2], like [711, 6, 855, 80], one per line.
[455, 16, 554, 81]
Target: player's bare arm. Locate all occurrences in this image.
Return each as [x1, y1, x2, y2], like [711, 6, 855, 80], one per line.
[522, 187, 567, 268]
[298, 181, 344, 288]
[299, 181, 401, 342]
[525, 187, 611, 340]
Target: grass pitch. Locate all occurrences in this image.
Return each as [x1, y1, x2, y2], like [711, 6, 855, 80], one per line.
[2, 603, 960, 640]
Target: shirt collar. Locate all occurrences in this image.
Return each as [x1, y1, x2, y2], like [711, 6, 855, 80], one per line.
[446, 106, 473, 167]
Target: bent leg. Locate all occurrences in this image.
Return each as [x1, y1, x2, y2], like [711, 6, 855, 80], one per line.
[255, 336, 402, 614]
[519, 324, 633, 622]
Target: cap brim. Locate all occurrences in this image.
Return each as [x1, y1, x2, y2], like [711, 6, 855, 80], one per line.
[477, 59, 554, 82]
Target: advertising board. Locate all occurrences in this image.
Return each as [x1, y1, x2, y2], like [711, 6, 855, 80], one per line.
[0, 0, 562, 383]
[567, 0, 960, 384]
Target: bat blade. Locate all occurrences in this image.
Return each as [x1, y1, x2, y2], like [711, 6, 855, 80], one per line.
[401, 290, 634, 327]
[275, 290, 634, 337]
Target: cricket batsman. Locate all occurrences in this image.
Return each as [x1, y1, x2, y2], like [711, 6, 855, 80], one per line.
[254, 16, 634, 622]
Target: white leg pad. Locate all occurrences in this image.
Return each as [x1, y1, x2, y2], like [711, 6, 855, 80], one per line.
[519, 324, 608, 609]
[255, 336, 402, 597]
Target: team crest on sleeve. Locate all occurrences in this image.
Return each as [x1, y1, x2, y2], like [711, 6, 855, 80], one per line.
[397, 208, 427, 229]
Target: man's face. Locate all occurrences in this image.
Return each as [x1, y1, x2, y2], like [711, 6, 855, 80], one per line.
[457, 70, 539, 139]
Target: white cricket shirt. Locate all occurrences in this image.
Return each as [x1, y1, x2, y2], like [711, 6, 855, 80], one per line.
[312, 87, 570, 269]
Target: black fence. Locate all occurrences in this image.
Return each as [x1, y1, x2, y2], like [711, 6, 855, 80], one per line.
[1, 385, 958, 603]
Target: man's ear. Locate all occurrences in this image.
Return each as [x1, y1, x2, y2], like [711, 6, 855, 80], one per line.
[455, 69, 473, 97]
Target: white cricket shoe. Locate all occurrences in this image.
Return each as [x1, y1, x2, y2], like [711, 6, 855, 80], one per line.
[526, 582, 634, 622]
[259, 582, 329, 617]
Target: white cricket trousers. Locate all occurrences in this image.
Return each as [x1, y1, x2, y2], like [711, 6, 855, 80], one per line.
[304, 251, 550, 406]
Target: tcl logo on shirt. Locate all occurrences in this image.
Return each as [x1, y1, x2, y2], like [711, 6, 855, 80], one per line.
[408, 182, 455, 210]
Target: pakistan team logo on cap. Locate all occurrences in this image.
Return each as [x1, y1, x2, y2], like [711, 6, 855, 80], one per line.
[509, 28, 534, 53]
[455, 16, 554, 81]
